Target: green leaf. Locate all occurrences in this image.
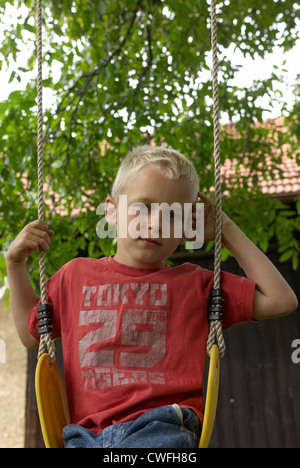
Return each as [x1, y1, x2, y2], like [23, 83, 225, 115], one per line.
[24, 22, 35, 34]
[279, 250, 294, 262]
[292, 254, 299, 271]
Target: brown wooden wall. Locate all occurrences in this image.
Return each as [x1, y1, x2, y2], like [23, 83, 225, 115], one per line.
[25, 249, 300, 448]
[183, 250, 300, 448]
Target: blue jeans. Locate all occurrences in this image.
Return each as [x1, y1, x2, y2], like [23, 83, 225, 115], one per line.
[63, 405, 201, 448]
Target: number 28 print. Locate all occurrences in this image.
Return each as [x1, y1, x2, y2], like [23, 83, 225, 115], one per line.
[79, 308, 167, 369]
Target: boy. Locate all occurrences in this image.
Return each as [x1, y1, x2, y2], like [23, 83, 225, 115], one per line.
[6, 146, 298, 448]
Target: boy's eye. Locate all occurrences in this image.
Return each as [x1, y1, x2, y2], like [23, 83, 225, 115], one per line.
[168, 211, 181, 221]
[129, 203, 149, 213]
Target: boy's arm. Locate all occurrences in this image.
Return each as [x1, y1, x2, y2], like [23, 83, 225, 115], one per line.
[221, 218, 298, 320]
[198, 193, 298, 320]
[6, 220, 53, 348]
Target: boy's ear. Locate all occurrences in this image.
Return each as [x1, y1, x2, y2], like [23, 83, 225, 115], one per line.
[105, 195, 117, 225]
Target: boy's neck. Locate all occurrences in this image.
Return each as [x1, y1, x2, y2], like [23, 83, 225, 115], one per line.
[113, 252, 163, 269]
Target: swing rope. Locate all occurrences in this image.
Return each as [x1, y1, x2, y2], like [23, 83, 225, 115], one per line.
[206, 0, 225, 359]
[36, 0, 55, 364]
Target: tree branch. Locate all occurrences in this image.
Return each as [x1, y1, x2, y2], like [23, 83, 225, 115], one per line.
[55, 0, 143, 116]
[43, 0, 143, 149]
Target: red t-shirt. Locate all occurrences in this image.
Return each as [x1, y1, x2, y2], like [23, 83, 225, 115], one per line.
[28, 255, 255, 433]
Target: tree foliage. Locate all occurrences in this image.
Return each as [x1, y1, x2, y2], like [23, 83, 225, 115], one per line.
[0, 0, 299, 294]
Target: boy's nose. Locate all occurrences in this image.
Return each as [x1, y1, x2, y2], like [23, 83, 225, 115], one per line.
[146, 210, 162, 238]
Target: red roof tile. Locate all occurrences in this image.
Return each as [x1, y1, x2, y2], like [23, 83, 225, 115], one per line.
[220, 117, 300, 199]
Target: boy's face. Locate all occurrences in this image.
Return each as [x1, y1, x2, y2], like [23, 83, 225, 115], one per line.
[107, 167, 195, 268]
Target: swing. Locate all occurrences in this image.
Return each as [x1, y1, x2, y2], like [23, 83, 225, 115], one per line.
[35, 354, 70, 448]
[34, 0, 225, 449]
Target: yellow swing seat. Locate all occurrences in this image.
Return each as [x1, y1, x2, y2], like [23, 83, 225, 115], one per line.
[199, 344, 220, 448]
[35, 346, 219, 449]
[35, 353, 70, 448]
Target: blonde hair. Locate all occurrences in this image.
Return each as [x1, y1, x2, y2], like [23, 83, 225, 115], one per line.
[111, 145, 199, 202]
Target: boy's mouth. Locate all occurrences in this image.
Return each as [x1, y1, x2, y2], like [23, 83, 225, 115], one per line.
[139, 237, 161, 247]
